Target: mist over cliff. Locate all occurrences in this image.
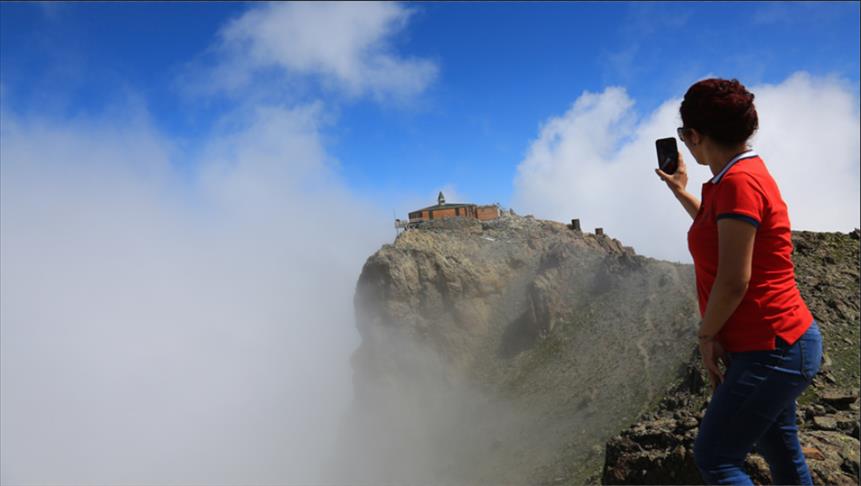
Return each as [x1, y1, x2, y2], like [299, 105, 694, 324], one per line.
[327, 213, 701, 484]
[327, 214, 860, 485]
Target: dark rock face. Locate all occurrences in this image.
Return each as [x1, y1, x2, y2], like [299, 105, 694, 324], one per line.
[329, 215, 702, 485]
[601, 229, 861, 485]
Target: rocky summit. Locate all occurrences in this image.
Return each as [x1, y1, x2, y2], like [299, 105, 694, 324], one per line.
[327, 213, 860, 485]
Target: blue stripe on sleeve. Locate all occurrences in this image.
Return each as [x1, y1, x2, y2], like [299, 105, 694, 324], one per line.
[716, 213, 760, 228]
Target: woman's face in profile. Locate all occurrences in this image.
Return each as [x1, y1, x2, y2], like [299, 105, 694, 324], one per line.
[680, 128, 707, 166]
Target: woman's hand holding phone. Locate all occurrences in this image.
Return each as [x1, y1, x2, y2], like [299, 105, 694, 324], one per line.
[655, 150, 688, 195]
[656, 151, 700, 220]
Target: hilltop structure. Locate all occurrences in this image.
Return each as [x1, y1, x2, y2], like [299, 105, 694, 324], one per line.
[396, 192, 501, 229]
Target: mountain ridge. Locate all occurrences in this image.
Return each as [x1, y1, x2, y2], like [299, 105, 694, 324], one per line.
[328, 214, 859, 485]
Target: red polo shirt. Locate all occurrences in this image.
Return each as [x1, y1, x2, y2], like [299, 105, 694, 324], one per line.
[687, 151, 813, 352]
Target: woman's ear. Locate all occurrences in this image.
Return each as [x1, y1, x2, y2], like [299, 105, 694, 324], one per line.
[688, 129, 703, 146]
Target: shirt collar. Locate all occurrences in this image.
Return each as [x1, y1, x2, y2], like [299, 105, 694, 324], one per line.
[710, 149, 758, 184]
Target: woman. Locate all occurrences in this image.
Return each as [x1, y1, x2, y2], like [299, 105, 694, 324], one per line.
[655, 78, 823, 485]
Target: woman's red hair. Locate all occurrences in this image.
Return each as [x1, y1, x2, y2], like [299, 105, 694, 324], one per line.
[680, 78, 758, 147]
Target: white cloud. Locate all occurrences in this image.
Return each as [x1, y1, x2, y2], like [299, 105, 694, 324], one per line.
[198, 2, 437, 102]
[2, 2, 438, 484]
[749, 73, 860, 232]
[0, 103, 391, 484]
[513, 72, 860, 262]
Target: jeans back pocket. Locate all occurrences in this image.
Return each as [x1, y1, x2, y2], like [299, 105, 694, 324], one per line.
[799, 322, 823, 381]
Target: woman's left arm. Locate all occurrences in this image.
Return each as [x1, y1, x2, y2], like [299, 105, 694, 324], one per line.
[698, 218, 757, 387]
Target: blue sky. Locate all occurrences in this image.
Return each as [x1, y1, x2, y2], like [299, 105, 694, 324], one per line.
[2, 3, 860, 483]
[2, 2, 859, 208]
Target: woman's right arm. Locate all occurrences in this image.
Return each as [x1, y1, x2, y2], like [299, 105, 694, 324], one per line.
[673, 189, 701, 220]
[656, 151, 700, 220]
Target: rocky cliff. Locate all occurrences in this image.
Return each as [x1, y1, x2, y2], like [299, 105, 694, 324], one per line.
[328, 214, 859, 485]
[329, 213, 700, 485]
[602, 229, 860, 485]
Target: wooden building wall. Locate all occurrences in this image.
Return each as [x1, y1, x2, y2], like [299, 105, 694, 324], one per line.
[408, 204, 501, 223]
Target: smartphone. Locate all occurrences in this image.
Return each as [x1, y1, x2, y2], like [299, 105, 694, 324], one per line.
[655, 137, 679, 175]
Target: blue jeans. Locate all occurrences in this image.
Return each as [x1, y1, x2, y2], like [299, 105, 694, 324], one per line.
[694, 321, 822, 485]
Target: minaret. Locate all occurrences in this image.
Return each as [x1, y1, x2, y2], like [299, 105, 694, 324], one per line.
[438, 191, 445, 206]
